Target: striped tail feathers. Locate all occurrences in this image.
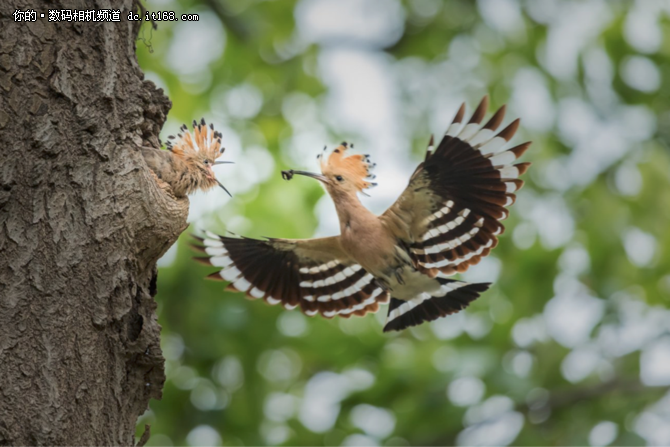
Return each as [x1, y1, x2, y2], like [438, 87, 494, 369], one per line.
[383, 279, 490, 332]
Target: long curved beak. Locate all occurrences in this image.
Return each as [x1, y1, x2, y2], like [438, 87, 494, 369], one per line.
[216, 179, 232, 197]
[282, 170, 330, 184]
[210, 160, 233, 196]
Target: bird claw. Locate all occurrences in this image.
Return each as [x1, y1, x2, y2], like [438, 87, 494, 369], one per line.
[282, 170, 295, 181]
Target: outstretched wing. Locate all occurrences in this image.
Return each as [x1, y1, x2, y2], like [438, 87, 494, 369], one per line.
[381, 96, 530, 277]
[192, 233, 389, 318]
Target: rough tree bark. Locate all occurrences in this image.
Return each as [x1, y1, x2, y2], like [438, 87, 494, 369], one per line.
[0, 1, 186, 444]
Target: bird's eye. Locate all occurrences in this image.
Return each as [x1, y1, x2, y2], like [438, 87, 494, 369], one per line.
[204, 160, 209, 165]
[335, 175, 344, 182]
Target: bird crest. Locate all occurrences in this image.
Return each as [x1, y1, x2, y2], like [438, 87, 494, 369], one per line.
[166, 118, 225, 163]
[318, 142, 377, 191]
[164, 118, 232, 196]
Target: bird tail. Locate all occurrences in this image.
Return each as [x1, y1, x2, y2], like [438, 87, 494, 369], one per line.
[382, 279, 490, 332]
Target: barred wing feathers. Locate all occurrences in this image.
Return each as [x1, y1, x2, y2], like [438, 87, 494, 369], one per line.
[382, 96, 530, 277]
[193, 233, 389, 318]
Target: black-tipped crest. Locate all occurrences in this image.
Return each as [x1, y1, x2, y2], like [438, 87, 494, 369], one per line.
[318, 143, 377, 192]
[167, 119, 233, 195]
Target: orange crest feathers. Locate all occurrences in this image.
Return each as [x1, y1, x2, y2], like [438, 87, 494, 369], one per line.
[166, 118, 225, 161]
[319, 142, 377, 191]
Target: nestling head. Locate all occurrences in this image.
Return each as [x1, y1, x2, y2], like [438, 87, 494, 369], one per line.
[167, 118, 233, 196]
[282, 142, 377, 197]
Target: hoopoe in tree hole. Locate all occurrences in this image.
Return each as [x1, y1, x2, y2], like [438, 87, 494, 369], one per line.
[193, 97, 530, 332]
[142, 118, 232, 197]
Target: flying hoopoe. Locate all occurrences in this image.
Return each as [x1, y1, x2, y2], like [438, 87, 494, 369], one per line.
[193, 97, 530, 332]
[141, 118, 232, 198]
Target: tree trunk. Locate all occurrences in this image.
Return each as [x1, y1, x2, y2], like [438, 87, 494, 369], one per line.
[0, 1, 185, 444]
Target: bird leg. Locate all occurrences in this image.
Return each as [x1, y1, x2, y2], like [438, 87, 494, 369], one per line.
[394, 267, 406, 285]
[373, 277, 393, 293]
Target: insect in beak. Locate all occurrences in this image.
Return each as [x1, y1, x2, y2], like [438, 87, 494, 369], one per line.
[282, 170, 330, 184]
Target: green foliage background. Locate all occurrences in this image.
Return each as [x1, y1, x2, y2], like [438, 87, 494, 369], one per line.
[136, 0, 670, 445]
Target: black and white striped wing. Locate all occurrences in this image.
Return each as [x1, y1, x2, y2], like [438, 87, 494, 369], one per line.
[383, 96, 530, 276]
[193, 233, 389, 318]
